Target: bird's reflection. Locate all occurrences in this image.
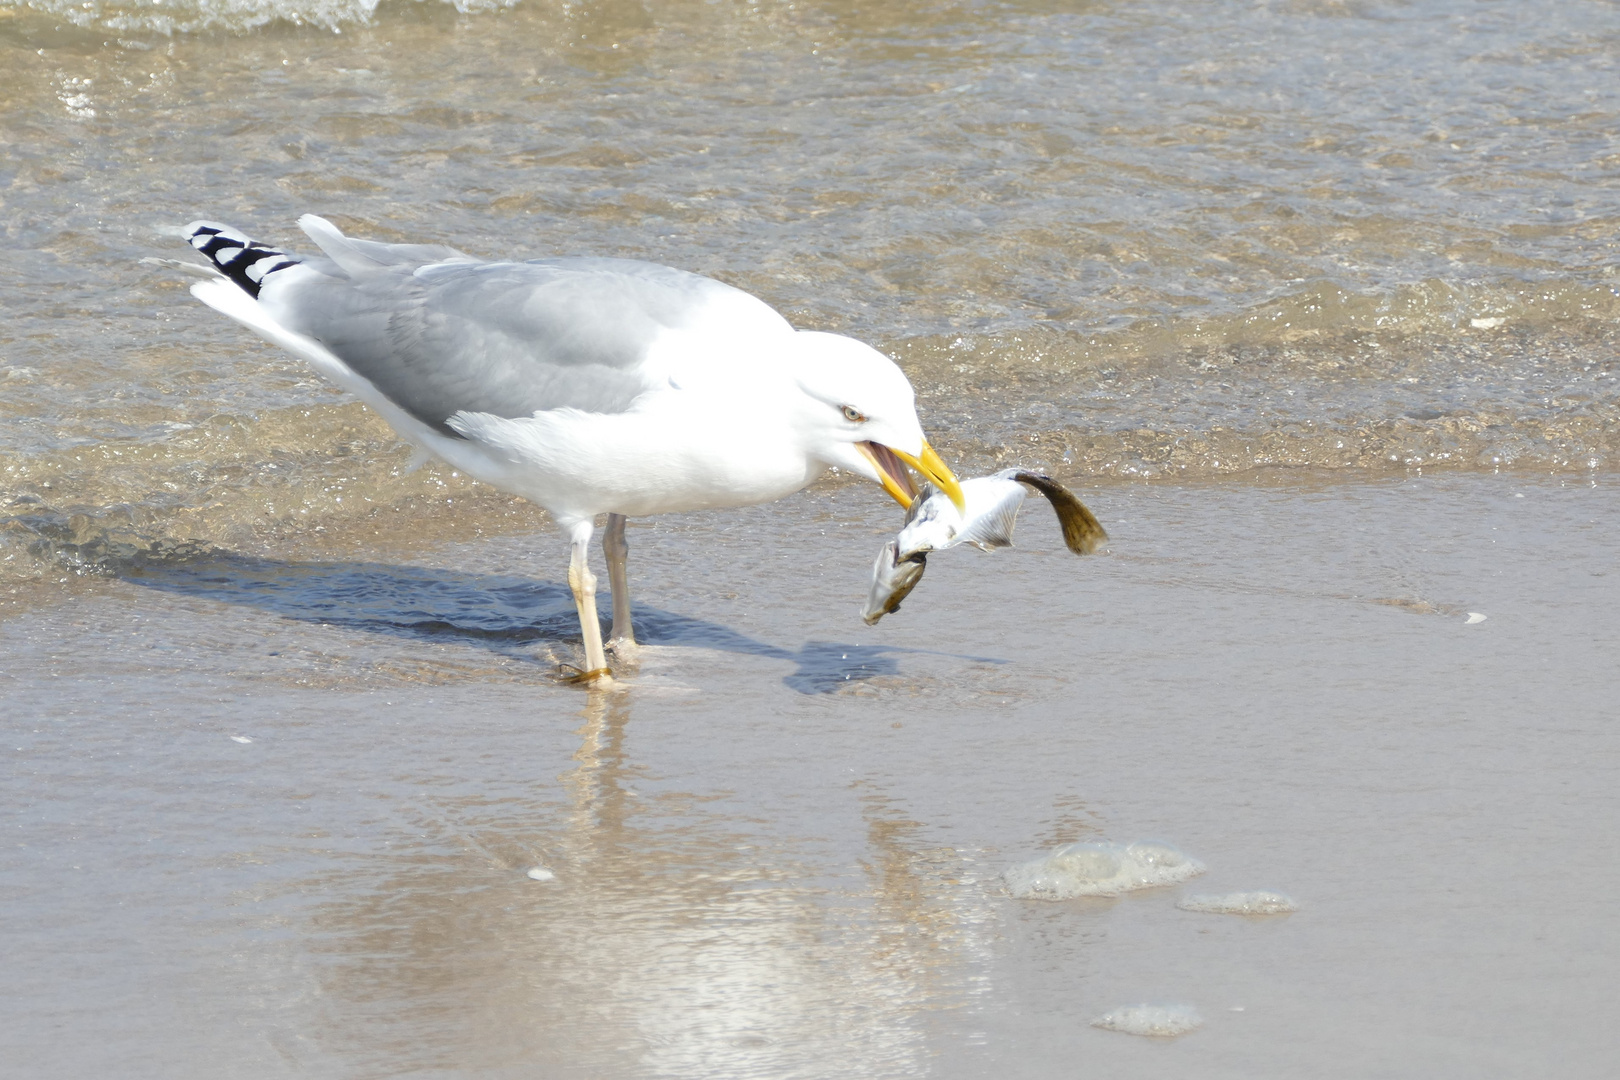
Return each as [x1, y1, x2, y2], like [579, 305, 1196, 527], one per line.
[123, 553, 1002, 693]
[284, 691, 1002, 1076]
[857, 788, 1000, 1014]
[561, 689, 632, 840]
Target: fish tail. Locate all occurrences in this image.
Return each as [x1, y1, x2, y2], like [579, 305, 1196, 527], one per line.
[1013, 472, 1109, 555]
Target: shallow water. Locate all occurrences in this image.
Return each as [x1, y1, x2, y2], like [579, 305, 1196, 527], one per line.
[3, 1, 1619, 1075]
[5, 477, 1619, 1077]
[4, 0, 1620, 586]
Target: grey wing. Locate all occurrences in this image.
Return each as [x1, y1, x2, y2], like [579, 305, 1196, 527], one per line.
[263, 255, 769, 437]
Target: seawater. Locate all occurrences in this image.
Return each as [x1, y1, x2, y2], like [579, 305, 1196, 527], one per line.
[3, 0, 1620, 594]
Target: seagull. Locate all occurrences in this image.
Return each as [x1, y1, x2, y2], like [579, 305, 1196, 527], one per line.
[177, 215, 964, 685]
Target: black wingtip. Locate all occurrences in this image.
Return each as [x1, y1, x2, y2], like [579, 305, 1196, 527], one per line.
[183, 220, 299, 299]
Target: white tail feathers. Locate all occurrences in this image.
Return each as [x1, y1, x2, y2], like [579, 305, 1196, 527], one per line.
[296, 214, 377, 276]
[298, 213, 473, 272]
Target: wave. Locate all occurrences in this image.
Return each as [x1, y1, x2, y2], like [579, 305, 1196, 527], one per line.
[0, 401, 547, 587]
[894, 276, 1620, 477]
[8, 0, 517, 35]
[4, 278, 1616, 587]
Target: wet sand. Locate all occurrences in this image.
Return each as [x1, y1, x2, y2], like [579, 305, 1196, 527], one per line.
[5, 474, 1616, 1077]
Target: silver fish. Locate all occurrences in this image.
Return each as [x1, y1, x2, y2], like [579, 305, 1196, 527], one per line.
[862, 469, 1107, 624]
[897, 472, 1029, 559]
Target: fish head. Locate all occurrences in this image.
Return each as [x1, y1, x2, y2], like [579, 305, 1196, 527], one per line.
[895, 482, 959, 559]
[861, 540, 928, 625]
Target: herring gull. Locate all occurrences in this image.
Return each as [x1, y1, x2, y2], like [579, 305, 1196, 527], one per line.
[178, 215, 963, 685]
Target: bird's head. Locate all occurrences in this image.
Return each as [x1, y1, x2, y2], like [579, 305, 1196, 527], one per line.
[786, 331, 964, 511]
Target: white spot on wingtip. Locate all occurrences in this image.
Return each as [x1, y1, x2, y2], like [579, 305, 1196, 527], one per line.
[229, 735, 253, 743]
[526, 867, 556, 882]
[1465, 612, 1487, 624]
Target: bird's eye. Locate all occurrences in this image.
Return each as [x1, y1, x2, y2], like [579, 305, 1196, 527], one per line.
[840, 405, 867, 423]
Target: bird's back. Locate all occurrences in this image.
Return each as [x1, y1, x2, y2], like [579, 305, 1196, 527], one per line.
[189, 216, 794, 438]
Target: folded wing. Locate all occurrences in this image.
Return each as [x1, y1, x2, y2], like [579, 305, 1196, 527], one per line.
[259, 216, 790, 437]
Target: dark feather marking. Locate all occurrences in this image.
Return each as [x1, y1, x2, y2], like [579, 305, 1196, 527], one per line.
[188, 224, 300, 299]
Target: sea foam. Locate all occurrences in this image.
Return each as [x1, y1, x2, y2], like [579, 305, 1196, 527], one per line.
[1003, 840, 1204, 900]
[20, 0, 515, 35]
[1177, 890, 1297, 915]
[1090, 1004, 1204, 1038]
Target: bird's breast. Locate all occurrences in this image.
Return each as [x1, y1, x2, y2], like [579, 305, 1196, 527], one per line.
[449, 396, 824, 521]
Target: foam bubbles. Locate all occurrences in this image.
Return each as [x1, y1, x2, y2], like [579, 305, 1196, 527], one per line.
[1091, 1004, 1204, 1038]
[1003, 840, 1204, 900]
[1177, 890, 1297, 915]
[20, 0, 519, 34]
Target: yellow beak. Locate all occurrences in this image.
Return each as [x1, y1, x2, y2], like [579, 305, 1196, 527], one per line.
[894, 441, 965, 511]
[860, 439, 965, 512]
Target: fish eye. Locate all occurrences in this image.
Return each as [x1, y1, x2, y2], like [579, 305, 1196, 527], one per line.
[840, 405, 867, 423]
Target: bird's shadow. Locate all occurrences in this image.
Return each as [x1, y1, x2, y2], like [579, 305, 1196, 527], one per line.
[120, 552, 1001, 694]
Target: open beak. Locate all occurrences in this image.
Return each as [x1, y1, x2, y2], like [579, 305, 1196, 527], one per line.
[858, 439, 966, 512]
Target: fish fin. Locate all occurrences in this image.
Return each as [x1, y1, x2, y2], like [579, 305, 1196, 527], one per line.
[952, 480, 1025, 551]
[1012, 472, 1108, 555]
[902, 481, 942, 526]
